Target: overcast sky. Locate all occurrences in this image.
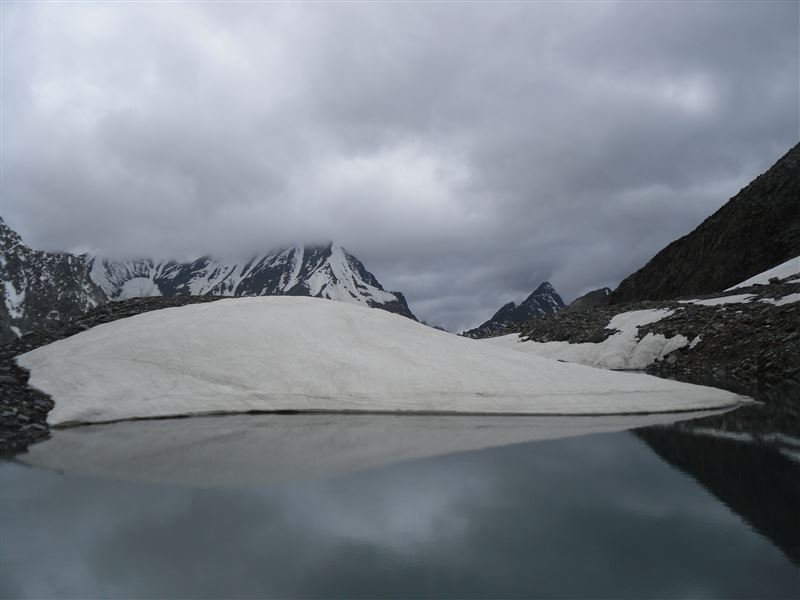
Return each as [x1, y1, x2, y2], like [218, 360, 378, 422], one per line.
[3, 2, 798, 330]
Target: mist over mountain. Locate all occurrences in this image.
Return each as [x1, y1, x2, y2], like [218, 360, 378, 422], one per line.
[0, 220, 415, 341]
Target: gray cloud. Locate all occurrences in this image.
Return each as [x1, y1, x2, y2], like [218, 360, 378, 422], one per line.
[3, 2, 798, 330]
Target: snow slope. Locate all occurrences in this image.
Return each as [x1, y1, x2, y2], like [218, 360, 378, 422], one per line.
[484, 309, 690, 370]
[726, 256, 800, 290]
[17, 298, 745, 425]
[20, 410, 734, 487]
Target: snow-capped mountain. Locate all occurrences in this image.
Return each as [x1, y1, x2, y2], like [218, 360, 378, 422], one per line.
[87, 243, 416, 319]
[0, 220, 416, 342]
[463, 281, 565, 338]
[0, 218, 106, 344]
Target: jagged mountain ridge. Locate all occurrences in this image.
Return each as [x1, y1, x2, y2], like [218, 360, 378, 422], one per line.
[463, 282, 565, 338]
[610, 142, 800, 304]
[0, 219, 106, 344]
[88, 243, 415, 320]
[1, 220, 416, 342]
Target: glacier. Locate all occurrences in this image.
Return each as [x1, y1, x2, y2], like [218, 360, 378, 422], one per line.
[16, 297, 746, 425]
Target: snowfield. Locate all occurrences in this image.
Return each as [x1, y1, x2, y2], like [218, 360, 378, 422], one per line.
[726, 256, 800, 290]
[484, 309, 691, 371]
[17, 297, 746, 425]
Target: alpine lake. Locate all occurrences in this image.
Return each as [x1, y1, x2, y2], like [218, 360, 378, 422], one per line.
[2, 381, 798, 599]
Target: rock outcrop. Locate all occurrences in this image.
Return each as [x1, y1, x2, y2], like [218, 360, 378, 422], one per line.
[610, 142, 800, 304]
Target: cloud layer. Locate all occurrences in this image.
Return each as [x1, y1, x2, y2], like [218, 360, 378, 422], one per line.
[3, 2, 798, 330]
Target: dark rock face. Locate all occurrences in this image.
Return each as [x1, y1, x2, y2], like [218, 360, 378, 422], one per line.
[463, 282, 565, 338]
[610, 142, 800, 304]
[0, 219, 107, 345]
[565, 287, 612, 312]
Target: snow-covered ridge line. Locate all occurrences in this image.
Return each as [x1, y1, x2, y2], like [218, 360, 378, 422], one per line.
[87, 242, 415, 319]
[17, 297, 745, 425]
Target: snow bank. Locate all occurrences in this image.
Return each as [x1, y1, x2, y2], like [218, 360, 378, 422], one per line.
[759, 293, 800, 307]
[20, 410, 734, 487]
[17, 298, 745, 425]
[726, 256, 800, 290]
[678, 294, 756, 306]
[484, 309, 689, 370]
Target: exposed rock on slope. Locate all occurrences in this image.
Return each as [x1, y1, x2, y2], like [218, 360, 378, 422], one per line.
[611, 142, 800, 304]
[88, 242, 416, 319]
[463, 282, 565, 338]
[565, 287, 612, 312]
[490, 273, 800, 388]
[0, 219, 106, 344]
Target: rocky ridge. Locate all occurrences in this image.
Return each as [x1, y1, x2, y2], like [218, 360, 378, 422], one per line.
[514, 277, 800, 388]
[565, 287, 612, 312]
[611, 142, 800, 304]
[0, 219, 106, 345]
[463, 282, 565, 338]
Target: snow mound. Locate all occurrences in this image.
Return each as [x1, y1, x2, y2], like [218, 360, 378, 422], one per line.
[20, 410, 734, 487]
[16, 297, 745, 425]
[726, 256, 800, 290]
[484, 309, 689, 370]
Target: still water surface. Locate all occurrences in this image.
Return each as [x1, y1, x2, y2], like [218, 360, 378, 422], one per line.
[2, 405, 798, 598]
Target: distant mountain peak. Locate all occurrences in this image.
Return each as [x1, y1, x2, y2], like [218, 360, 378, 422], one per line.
[88, 242, 416, 319]
[0, 220, 416, 342]
[463, 281, 565, 338]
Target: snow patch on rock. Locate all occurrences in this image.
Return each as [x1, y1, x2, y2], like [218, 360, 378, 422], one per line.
[726, 256, 800, 290]
[678, 294, 756, 306]
[484, 309, 689, 370]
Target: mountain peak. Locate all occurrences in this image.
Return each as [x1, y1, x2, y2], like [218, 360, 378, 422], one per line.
[530, 281, 556, 297]
[88, 242, 416, 320]
[463, 282, 565, 338]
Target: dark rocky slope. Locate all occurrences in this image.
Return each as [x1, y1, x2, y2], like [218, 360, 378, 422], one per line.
[564, 287, 612, 312]
[515, 276, 800, 388]
[611, 142, 800, 304]
[463, 282, 565, 338]
[0, 219, 107, 345]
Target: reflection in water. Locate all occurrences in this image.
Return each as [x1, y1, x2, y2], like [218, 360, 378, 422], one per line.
[18, 411, 731, 487]
[636, 391, 800, 568]
[2, 406, 798, 598]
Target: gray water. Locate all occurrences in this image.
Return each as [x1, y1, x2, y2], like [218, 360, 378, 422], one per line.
[2, 406, 798, 599]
